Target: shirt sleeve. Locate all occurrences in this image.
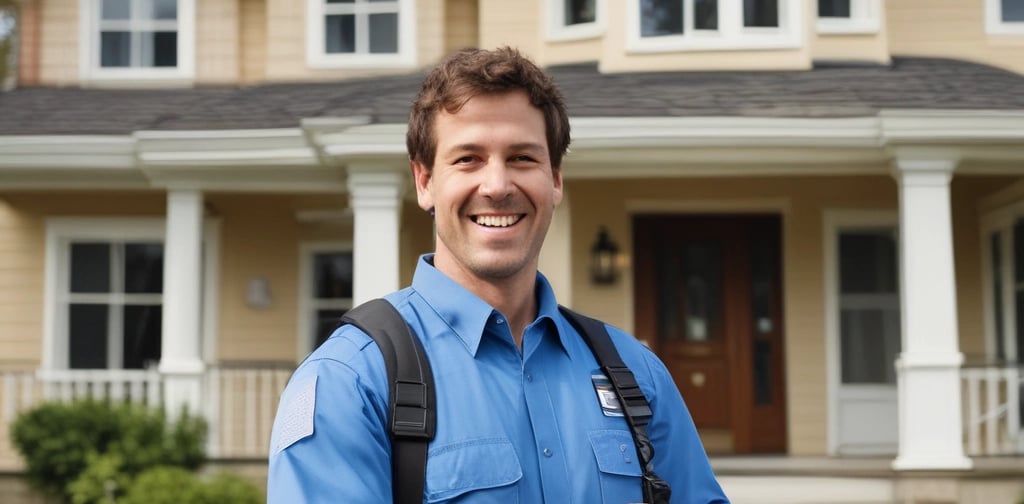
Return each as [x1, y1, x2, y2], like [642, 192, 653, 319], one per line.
[267, 346, 392, 503]
[643, 351, 731, 504]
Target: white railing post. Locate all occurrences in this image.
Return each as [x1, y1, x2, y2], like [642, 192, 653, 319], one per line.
[964, 370, 981, 456]
[1004, 367, 1020, 453]
[206, 366, 221, 459]
[985, 367, 1000, 454]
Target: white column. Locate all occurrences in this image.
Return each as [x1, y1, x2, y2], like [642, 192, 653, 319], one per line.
[890, 158, 972, 471]
[159, 190, 205, 416]
[348, 164, 406, 305]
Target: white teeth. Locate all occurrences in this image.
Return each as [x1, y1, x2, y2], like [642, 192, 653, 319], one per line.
[476, 215, 519, 227]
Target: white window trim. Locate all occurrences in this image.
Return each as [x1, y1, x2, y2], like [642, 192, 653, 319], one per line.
[816, 0, 881, 35]
[296, 241, 354, 360]
[980, 201, 1024, 363]
[305, 0, 417, 70]
[42, 217, 218, 370]
[546, 0, 607, 42]
[823, 209, 899, 456]
[77, 0, 195, 84]
[626, 0, 803, 52]
[986, 0, 1024, 35]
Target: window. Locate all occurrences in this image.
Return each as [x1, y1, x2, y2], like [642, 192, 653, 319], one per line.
[984, 215, 1024, 364]
[837, 230, 901, 384]
[45, 220, 166, 370]
[629, 0, 801, 52]
[816, 0, 880, 34]
[547, 0, 606, 41]
[986, 0, 1024, 34]
[298, 244, 354, 356]
[306, 0, 417, 69]
[79, 0, 195, 81]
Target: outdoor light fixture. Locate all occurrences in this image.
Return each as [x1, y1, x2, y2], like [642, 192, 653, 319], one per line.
[590, 226, 619, 285]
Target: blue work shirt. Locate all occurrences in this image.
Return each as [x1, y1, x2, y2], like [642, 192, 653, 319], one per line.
[268, 255, 729, 503]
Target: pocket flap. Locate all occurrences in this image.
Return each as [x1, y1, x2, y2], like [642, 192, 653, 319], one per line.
[425, 437, 523, 502]
[589, 430, 643, 477]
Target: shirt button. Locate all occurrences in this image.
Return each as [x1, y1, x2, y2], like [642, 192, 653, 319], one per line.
[542, 448, 553, 457]
[526, 374, 533, 382]
[496, 318, 505, 324]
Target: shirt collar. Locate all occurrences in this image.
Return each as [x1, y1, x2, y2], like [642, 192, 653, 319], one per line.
[410, 254, 572, 358]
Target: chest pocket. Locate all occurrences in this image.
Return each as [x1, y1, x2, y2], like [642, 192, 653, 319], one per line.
[589, 430, 644, 503]
[425, 437, 522, 503]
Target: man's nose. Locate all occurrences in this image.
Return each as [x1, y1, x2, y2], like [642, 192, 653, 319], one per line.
[478, 161, 513, 200]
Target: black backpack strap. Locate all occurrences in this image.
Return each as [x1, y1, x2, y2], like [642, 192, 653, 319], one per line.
[559, 306, 672, 504]
[341, 299, 435, 504]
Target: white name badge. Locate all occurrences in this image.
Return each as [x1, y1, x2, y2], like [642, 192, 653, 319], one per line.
[591, 373, 624, 417]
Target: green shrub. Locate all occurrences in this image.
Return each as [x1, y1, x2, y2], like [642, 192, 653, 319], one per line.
[10, 399, 206, 502]
[121, 467, 262, 504]
[66, 453, 130, 504]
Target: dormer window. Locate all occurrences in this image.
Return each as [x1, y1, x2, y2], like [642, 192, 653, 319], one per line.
[548, 0, 605, 40]
[80, 0, 195, 83]
[986, 0, 1024, 34]
[306, 0, 417, 69]
[816, 0, 881, 34]
[630, 0, 800, 51]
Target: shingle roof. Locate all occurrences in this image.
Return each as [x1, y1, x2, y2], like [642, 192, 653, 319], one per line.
[1, 57, 1023, 135]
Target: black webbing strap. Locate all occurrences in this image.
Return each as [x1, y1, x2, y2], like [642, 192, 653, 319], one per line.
[341, 299, 435, 504]
[559, 306, 672, 504]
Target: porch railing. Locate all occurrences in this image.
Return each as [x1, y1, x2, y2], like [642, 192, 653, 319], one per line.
[961, 365, 1023, 456]
[0, 365, 293, 468]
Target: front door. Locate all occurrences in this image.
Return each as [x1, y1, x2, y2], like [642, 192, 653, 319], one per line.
[633, 214, 787, 453]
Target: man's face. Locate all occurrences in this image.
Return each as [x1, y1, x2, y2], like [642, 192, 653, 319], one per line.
[411, 90, 563, 286]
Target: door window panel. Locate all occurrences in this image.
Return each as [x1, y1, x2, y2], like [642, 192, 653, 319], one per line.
[69, 304, 110, 369]
[308, 250, 354, 350]
[838, 231, 901, 385]
[71, 243, 111, 293]
[123, 305, 162, 369]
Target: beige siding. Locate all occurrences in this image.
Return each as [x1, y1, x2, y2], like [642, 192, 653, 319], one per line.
[445, 0, 480, 54]
[0, 199, 44, 364]
[195, 0, 241, 84]
[887, 0, 1024, 74]
[812, 33, 890, 64]
[478, 0, 542, 58]
[239, 0, 268, 83]
[37, 0, 78, 85]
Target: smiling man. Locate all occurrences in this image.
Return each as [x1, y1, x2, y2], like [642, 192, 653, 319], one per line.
[267, 47, 729, 504]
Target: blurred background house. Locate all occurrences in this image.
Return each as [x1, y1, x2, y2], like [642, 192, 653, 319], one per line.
[1, 0, 1023, 502]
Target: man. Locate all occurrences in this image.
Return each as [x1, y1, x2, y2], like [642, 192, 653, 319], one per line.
[268, 47, 729, 503]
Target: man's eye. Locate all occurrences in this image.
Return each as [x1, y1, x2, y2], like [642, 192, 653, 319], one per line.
[513, 155, 536, 162]
[455, 156, 475, 164]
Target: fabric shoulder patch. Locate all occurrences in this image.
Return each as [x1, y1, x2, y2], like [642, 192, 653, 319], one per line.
[271, 374, 317, 455]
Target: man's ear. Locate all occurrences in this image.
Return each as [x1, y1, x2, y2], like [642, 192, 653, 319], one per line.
[410, 159, 434, 212]
[552, 167, 564, 207]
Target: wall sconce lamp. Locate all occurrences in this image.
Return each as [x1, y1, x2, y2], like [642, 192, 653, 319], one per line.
[590, 227, 619, 285]
[246, 276, 273, 310]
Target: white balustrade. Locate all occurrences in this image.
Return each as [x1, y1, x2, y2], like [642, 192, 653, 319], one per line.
[961, 366, 1023, 456]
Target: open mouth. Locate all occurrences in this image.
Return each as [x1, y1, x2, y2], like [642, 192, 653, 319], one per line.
[471, 214, 524, 228]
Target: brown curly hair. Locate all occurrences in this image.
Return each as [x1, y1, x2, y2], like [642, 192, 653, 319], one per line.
[406, 47, 571, 171]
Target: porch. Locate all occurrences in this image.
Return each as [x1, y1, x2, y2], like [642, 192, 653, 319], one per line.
[0, 363, 1022, 502]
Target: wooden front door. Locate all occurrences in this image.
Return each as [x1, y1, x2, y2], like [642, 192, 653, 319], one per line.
[633, 214, 786, 453]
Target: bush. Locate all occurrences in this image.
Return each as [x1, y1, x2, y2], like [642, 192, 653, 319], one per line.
[10, 399, 206, 502]
[120, 467, 262, 504]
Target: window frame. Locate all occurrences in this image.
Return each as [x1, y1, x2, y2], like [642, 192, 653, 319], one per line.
[816, 0, 881, 35]
[986, 0, 1024, 35]
[823, 210, 901, 455]
[297, 242, 354, 359]
[78, 0, 196, 83]
[43, 217, 218, 371]
[305, 0, 417, 70]
[627, 0, 803, 52]
[547, 0, 607, 41]
[981, 201, 1024, 363]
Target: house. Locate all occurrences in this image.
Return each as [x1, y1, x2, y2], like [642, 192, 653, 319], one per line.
[1, 0, 1024, 502]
